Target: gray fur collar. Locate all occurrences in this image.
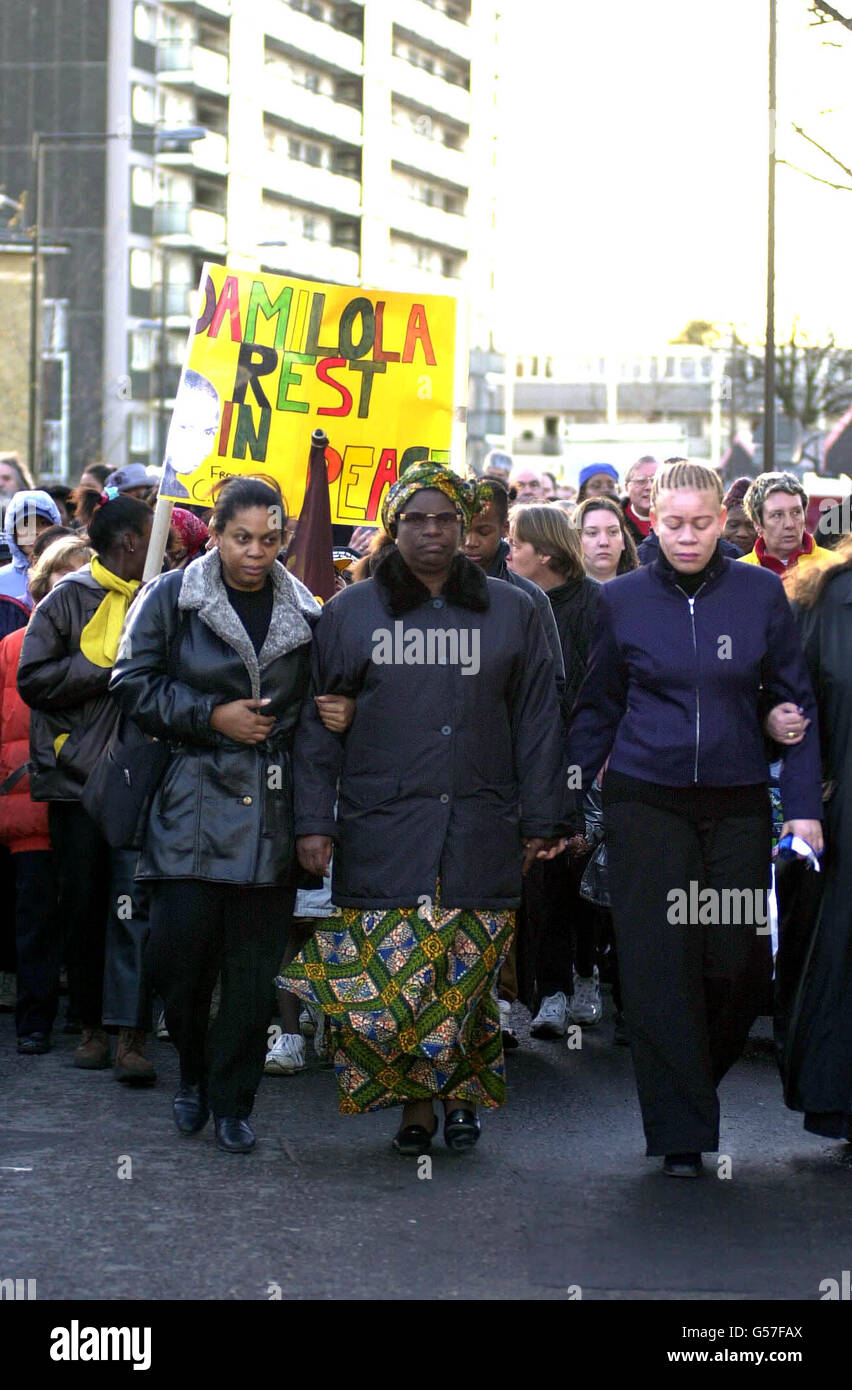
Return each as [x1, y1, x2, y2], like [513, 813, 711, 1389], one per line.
[178, 550, 320, 698]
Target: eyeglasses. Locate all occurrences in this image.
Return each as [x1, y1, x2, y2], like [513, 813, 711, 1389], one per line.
[396, 511, 460, 530]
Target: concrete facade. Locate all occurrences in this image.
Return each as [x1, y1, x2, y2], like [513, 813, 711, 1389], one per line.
[0, 246, 32, 461]
[1, 0, 505, 479]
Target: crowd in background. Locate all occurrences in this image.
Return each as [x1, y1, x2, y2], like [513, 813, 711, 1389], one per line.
[0, 444, 849, 1171]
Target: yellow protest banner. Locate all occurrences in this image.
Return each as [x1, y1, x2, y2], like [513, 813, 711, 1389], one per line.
[159, 262, 457, 524]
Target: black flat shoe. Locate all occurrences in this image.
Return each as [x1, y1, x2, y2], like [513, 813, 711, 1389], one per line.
[17, 1032, 51, 1055]
[214, 1115, 256, 1153]
[444, 1108, 481, 1152]
[172, 1083, 209, 1136]
[392, 1117, 438, 1156]
[663, 1152, 703, 1178]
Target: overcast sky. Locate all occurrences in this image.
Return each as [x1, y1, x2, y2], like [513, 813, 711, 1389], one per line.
[495, 0, 852, 351]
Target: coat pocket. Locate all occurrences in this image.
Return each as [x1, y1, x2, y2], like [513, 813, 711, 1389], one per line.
[338, 775, 400, 814]
[262, 749, 294, 863]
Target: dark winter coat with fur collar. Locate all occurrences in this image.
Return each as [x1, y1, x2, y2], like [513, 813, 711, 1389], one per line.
[293, 547, 570, 910]
[109, 550, 319, 885]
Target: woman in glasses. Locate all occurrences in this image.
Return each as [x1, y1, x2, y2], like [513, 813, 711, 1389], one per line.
[567, 460, 823, 1178]
[280, 462, 569, 1157]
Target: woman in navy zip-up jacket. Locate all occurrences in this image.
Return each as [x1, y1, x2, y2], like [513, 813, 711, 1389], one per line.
[567, 461, 823, 1177]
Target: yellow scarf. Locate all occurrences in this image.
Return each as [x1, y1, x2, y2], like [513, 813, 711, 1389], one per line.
[79, 557, 140, 668]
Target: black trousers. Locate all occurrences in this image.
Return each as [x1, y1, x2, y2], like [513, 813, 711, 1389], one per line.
[146, 879, 295, 1119]
[14, 849, 61, 1037]
[605, 798, 772, 1156]
[48, 802, 111, 1029]
[0, 844, 16, 972]
[48, 803, 151, 1029]
[518, 852, 601, 1011]
[102, 850, 151, 1030]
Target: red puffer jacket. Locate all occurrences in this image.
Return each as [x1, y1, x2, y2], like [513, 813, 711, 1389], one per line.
[0, 625, 50, 852]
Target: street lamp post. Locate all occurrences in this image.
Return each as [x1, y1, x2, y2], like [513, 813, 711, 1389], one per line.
[764, 0, 777, 473]
[27, 124, 207, 478]
[27, 132, 128, 477]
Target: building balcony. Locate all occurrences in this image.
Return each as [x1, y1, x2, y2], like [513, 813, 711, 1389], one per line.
[163, 0, 231, 16]
[264, 73, 363, 144]
[390, 124, 468, 186]
[393, 0, 472, 62]
[467, 409, 505, 438]
[155, 127, 229, 173]
[382, 261, 462, 298]
[263, 237, 361, 285]
[389, 196, 468, 251]
[193, 129, 229, 173]
[129, 370, 153, 402]
[153, 202, 227, 252]
[469, 347, 505, 376]
[514, 382, 608, 413]
[390, 57, 470, 124]
[156, 39, 230, 95]
[130, 287, 152, 318]
[264, 152, 362, 216]
[158, 364, 184, 401]
[152, 283, 196, 320]
[617, 382, 713, 414]
[263, 0, 364, 74]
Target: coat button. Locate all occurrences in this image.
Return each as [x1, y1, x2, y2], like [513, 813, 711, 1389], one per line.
[440, 793, 449, 804]
[441, 725, 451, 735]
[242, 796, 253, 805]
[432, 598, 443, 608]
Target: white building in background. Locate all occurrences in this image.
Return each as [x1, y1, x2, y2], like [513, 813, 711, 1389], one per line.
[509, 346, 727, 480]
[99, 0, 505, 475]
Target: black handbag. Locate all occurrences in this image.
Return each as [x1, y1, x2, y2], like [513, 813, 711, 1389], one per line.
[80, 712, 170, 850]
[578, 783, 610, 907]
[80, 607, 186, 849]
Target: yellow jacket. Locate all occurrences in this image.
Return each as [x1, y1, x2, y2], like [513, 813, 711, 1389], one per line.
[739, 541, 833, 572]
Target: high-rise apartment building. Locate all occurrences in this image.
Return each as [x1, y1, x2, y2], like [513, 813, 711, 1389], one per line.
[0, 0, 505, 480]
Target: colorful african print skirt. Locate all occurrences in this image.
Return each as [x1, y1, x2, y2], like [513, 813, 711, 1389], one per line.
[277, 899, 515, 1114]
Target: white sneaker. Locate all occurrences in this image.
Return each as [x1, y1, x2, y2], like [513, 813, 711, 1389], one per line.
[569, 967, 602, 1026]
[311, 1007, 326, 1061]
[498, 998, 519, 1050]
[155, 1010, 170, 1041]
[530, 990, 569, 1038]
[299, 1004, 317, 1038]
[264, 1033, 307, 1075]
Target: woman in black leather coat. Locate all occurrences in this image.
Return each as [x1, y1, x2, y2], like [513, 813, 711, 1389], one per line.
[110, 477, 320, 1154]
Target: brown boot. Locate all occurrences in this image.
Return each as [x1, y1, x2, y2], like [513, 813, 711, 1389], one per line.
[73, 1027, 111, 1070]
[114, 1028, 157, 1086]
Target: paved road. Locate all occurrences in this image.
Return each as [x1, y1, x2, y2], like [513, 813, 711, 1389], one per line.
[1, 999, 850, 1302]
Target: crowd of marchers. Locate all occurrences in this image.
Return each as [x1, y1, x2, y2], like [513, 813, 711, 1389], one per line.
[0, 445, 849, 1175]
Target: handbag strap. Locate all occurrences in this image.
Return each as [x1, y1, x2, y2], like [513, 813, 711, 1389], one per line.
[0, 762, 30, 795]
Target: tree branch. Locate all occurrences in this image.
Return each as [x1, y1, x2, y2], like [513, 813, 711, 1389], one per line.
[777, 158, 852, 190]
[791, 123, 852, 179]
[811, 1, 852, 30]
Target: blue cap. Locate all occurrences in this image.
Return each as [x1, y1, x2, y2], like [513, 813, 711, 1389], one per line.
[579, 462, 620, 487]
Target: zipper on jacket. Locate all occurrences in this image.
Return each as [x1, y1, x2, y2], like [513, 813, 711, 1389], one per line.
[680, 582, 706, 784]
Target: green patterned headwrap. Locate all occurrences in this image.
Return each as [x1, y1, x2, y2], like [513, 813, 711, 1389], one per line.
[382, 463, 477, 537]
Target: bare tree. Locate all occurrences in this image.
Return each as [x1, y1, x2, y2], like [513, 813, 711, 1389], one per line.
[744, 326, 852, 430]
[671, 320, 852, 433]
[810, 2, 852, 32]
